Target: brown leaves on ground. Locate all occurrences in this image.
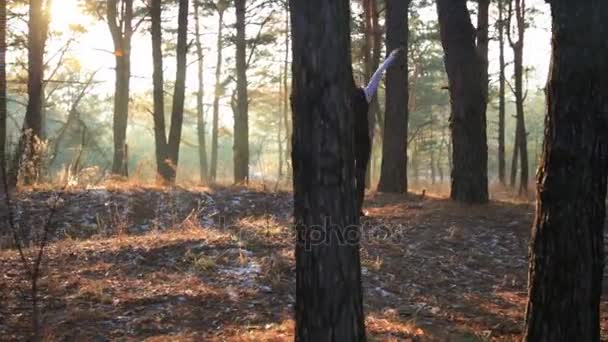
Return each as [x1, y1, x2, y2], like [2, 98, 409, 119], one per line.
[1, 185, 607, 341]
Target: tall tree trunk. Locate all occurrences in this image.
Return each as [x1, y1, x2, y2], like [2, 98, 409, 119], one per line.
[290, 0, 366, 339]
[150, 0, 169, 181]
[436, 0, 488, 203]
[0, 0, 5, 179]
[377, 0, 409, 194]
[277, 70, 284, 181]
[523, 1, 608, 340]
[508, 0, 529, 195]
[363, 0, 380, 189]
[233, 0, 249, 183]
[362, 0, 373, 188]
[510, 122, 520, 187]
[11, 0, 51, 186]
[166, 0, 189, 182]
[194, 0, 208, 184]
[108, 0, 133, 178]
[477, 0, 489, 101]
[151, 0, 188, 184]
[497, 0, 506, 185]
[210, 3, 226, 182]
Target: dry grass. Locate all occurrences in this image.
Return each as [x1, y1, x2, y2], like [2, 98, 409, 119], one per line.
[2, 185, 605, 341]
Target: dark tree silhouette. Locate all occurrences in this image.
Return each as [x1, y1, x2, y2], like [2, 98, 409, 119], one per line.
[234, 0, 249, 183]
[436, 0, 488, 203]
[210, 0, 228, 182]
[150, 0, 189, 183]
[507, 0, 529, 195]
[523, 1, 608, 340]
[194, 0, 208, 183]
[377, 0, 409, 194]
[107, 0, 133, 177]
[290, 0, 366, 339]
[497, 0, 507, 185]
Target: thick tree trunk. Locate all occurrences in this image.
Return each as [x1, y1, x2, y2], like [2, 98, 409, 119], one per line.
[210, 6, 226, 182]
[436, 0, 488, 203]
[194, 1, 208, 184]
[166, 0, 189, 182]
[150, 0, 170, 181]
[12, 0, 50, 186]
[108, 0, 133, 178]
[233, 0, 249, 184]
[523, 1, 608, 340]
[290, 0, 366, 340]
[377, 0, 409, 194]
[497, 0, 506, 185]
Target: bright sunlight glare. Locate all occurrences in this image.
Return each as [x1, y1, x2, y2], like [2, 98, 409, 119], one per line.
[50, 0, 85, 31]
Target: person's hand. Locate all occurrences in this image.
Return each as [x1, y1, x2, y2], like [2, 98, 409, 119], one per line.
[389, 47, 405, 59]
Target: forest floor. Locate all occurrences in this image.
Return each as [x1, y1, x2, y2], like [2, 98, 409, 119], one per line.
[1, 185, 607, 341]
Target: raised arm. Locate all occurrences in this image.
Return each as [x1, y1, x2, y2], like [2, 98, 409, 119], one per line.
[363, 48, 404, 103]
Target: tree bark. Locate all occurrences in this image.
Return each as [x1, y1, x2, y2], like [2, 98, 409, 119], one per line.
[210, 3, 226, 182]
[233, 0, 249, 183]
[507, 0, 529, 195]
[362, 0, 380, 189]
[150, 0, 170, 181]
[377, 0, 409, 194]
[436, 0, 488, 203]
[290, 0, 366, 339]
[523, 1, 608, 340]
[108, 0, 133, 178]
[194, 0, 208, 184]
[166, 0, 189, 182]
[11, 0, 51, 186]
[476, 0, 489, 101]
[497, 0, 506, 185]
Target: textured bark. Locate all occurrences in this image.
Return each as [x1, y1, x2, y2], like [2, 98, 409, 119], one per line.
[377, 0, 409, 194]
[523, 1, 608, 340]
[11, 0, 51, 186]
[108, 0, 133, 177]
[210, 3, 226, 182]
[497, 0, 506, 185]
[436, 0, 488, 203]
[233, 0, 249, 183]
[194, 0, 208, 183]
[290, 0, 366, 339]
